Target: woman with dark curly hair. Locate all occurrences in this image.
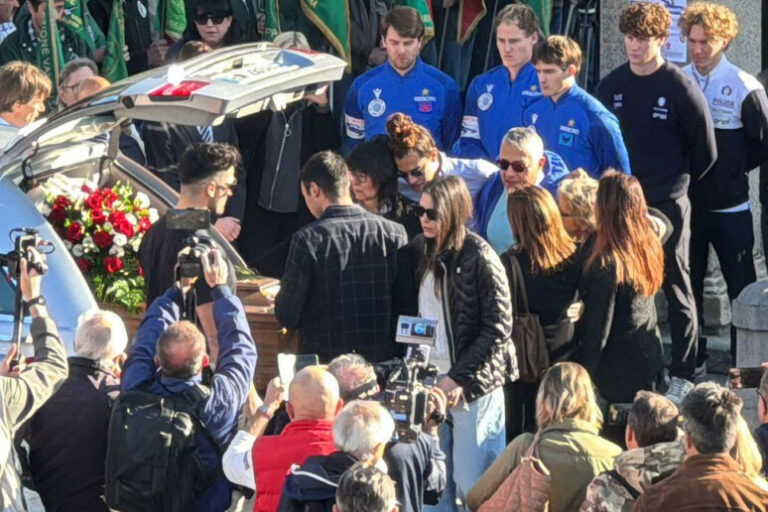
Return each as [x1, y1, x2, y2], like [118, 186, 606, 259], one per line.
[347, 136, 422, 239]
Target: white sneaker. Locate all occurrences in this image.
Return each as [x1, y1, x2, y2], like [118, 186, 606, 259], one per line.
[693, 361, 708, 383]
[665, 376, 695, 406]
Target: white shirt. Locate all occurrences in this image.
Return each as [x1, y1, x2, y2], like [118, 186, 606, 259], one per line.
[222, 430, 257, 491]
[0, 22, 15, 44]
[418, 271, 451, 374]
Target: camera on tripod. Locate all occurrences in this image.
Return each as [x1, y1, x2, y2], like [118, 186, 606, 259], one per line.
[0, 228, 51, 277]
[384, 316, 440, 443]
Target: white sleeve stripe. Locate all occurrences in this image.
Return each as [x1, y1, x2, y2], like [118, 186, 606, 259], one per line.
[460, 115, 480, 139]
[344, 114, 366, 140]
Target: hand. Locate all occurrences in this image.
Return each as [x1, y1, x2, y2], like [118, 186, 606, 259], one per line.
[0, 344, 25, 377]
[256, 12, 266, 37]
[20, 248, 43, 302]
[244, 383, 264, 418]
[111, 352, 127, 377]
[147, 40, 169, 67]
[567, 300, 584, 323]
[93, 47, 105, 64]
[304, 90, 328, 107]
[201, 248, 228, 288]
[177, 276, 197, 294]
[264, 376, 287, 412]
[437, 376, 463, 409]
[425, 387, 448, 434]
[214, 217, 241, 242]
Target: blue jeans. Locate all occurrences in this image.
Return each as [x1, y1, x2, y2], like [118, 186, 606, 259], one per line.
[424, 386, 506, 512]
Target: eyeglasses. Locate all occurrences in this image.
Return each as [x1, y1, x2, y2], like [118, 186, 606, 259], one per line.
[398, 162, 427, 181]
[60, 82, 80, 94]
[497, 159, 529, 174]
[413, 205, 437, 221]
[194, 13, 228, 25]
[349, 172, 369, 186]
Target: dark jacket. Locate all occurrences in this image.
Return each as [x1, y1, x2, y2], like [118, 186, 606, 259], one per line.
[404, 232, 516, 403]
[633, 453, 768, 511]
[88, 0, 151, 74]
[759, 69, 768, 205]
[166, 17, 248, 62]
[575, 255, 664, 404]
[277, 451, 359, 512]
[0, 10, 92, 68]
[23, 357, 120, 512]
[141, 120, 247, 220]
[275, 204, 409, 363]
[120, 286, 258, 512]
[385, 433, 447, 512]
[756, 422, 768, 478]
[0, 317, 68, 511]
[381, 193, 422, 240]
[500, 246, 584, 363]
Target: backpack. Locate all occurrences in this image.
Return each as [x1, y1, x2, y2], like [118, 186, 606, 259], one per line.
[104, 381, 221, 512]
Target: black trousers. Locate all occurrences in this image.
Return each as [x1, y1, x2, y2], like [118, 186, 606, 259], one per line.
[504, 380, 538, 443]
[690, 206, 757, 361]
[651, 195, 698, 380]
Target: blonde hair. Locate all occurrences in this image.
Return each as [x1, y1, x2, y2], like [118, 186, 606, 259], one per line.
[679, 2, 738, 41]
[730, 416, 766, 484]
[536, 362, 602, 430]
[557, 169, 598, 239]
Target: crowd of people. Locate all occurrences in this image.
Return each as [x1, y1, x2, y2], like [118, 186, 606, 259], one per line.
[1, 0, 768, 511]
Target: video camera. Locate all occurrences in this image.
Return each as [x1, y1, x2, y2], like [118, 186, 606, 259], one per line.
[384, 316, 440, 443]
[0, 228, 51, 278]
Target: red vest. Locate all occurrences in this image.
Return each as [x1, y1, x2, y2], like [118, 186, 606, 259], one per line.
[251, 419, 336, 512]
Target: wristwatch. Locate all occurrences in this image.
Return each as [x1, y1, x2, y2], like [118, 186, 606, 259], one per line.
[257, 404, 274, 420]
[24, 295, 46, 314]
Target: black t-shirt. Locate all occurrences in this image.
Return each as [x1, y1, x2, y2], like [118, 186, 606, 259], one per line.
[139, 212, 233, 306]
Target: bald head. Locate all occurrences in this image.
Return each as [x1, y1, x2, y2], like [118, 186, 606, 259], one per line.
[155, 321, 207, 379]
[288, 366, 342, 421]
[76, 76, 110, 101]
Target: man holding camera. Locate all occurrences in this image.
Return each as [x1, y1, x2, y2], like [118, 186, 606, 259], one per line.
[0, 249, 67, 510]
[115, 248, 257, 512]
[139, 142, 238, 356]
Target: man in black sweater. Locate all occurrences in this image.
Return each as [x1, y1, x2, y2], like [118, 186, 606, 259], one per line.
[596, 2, 717, 400]
[680, 3, 768, 369]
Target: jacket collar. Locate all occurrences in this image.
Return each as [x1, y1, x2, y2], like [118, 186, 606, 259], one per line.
[677, 452, 742, 474]
[386, 57, 423, 79]
[689, 54, 730, 88]
[68, 356, 117, 376]
[281, 419, 336, 437]
[540, 417, 600, 436]
[320, 204, 366, 220]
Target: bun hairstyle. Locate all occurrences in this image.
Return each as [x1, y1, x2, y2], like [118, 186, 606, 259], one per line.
[386, 113, 436, 160]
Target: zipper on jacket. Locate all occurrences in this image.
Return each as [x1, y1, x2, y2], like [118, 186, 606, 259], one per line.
[438, 260, 456, 366]
[267, 109, 299, 209]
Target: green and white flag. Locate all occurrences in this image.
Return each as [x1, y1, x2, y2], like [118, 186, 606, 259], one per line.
[154, 0, 186, 41]
[103, 0, 128, 82]
[299, 0, 350, 66]
[39, 0, 66, 100]
[62, 0, 105, 52]
[395, 0, 435, 42]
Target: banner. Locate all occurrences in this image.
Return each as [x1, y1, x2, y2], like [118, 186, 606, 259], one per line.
[264, 0, 280, 41]
[396, 0, 435, 42]
[39, 0, 66, 100]
[457, 0, 485, 44]
[299, 0, 351, 67]
[61, 0, 104, 51]
[103, 0, 128, 82]
[154, 0, 186, 41]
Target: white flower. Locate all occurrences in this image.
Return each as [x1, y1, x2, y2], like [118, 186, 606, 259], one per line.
[72, 244, 84, 257]
[135, 192, 150, 209]
[82, 235, 96, 252]
[130, 237, 142, 252]
[36, 202, 52, 216]
[148, 208, 159, 223]
[109, 245, 125, 258]
[125, 213, 138, 226]
[111, 200, 125, 211]
[113, 233, 128, 247]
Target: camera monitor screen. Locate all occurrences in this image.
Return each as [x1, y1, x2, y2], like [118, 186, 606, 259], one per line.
[396, 316, 438, 346]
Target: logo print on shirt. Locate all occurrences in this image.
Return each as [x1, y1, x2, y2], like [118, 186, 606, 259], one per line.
[414, 88, 437, 113]
[531, 113, 539, 124]
[613, 93, 623, 109]
[368, 88, 386, 117]
[657, 96, 666, 107]
[522, 84, 540, 97]
[653, 96, 669, 120]
[721, 85, 733, 96]
[478, 84, 494, 111]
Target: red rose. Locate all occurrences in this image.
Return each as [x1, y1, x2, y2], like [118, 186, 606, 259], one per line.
[138, 217, 151, 232]
[49, 205, 66, 226]
[138, 266, 144, 277]
[81, 183, 94, 194]
[66, 222, 83, 243]
[104, 257, 123, 273]
[91, 208, 106, 225]
[54, 195, 71, 209]
[115, 218, 134, 237]
[93, 230, 113, 250]
[76, 258, 91, 273]
[108, 211, 126, 225]
[101, 189, 119, 206]
[85, 193, 102, 210]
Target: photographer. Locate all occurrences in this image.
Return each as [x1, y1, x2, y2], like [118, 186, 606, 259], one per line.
[0, 249, 68, 510]
[321, 353, 447, 512]
[115, 248, 257, 512]
[139, 142, 238, 359]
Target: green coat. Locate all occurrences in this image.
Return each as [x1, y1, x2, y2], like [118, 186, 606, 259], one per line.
[467, 418, 622, 512]
[0, 10, 93, 69]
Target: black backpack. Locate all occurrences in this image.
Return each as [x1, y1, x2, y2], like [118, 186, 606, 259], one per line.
[104, 381, 222, 512]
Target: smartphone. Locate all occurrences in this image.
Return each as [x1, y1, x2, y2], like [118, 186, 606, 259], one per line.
[728, 367, 765, 389]
[166, 208, 210, 231]
[606, 403, 633, 427]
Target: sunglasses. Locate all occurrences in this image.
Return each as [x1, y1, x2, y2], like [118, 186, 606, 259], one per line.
[413, 205, 437, 221]
[398, 163, 427, 181]
[194, 13, 228, 25]
[497, 159, 529, 174]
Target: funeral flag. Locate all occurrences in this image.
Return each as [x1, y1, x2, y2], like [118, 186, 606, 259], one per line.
[103, 0, 128, 82]
[395, 0, 435, 42]
[155, 0, 186, 41]
[457, 0, 485, 44]
[39, 0, 66, 100]
[298, 0, 351, 66]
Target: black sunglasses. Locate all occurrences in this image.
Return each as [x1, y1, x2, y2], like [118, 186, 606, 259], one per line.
[413, 205, 437, 221]
[194, 13, 228, 24]
[398, 163, 427, 180]
[497, 159, 529, 174]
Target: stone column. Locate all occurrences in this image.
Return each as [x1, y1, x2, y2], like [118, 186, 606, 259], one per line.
[732, 279, 768, 428]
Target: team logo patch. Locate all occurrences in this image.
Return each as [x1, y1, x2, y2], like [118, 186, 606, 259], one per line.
[653, 96, 669, 120]
[478, 85, 494, 111]
[613, 93, 623, 109]
[558, 132, 574, 147]
[657, 96, 667, 107]
[721, 85, 733, 96]
[531, 113, 539, 124]
[414, 88, 437, 113]
[368, 88, 386, 117]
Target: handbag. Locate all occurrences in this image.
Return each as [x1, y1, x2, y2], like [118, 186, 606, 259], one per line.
[478, 434, 552, 512]
[504, 250, 549, 383]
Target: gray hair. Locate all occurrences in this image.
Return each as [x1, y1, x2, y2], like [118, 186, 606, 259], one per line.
[500, 126, 544, 164]
[272, 31, 310, 50]
[333, 401, 394, 461]
[328, 354, 378, 401]
[58, 58, 98, 86]
[681, 382, 743, 454]
[73, 309, 128, 363]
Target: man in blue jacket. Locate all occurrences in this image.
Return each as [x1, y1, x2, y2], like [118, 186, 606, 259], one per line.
[474, 126, 570, 254]
[342, 6, 461, 154]
[523, 36, 631, 177]
[452, 4, 541, 161]
[120, 249, 258, 512]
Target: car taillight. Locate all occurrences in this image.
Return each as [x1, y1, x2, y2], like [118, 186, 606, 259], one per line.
[149, 80, 209, 101]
